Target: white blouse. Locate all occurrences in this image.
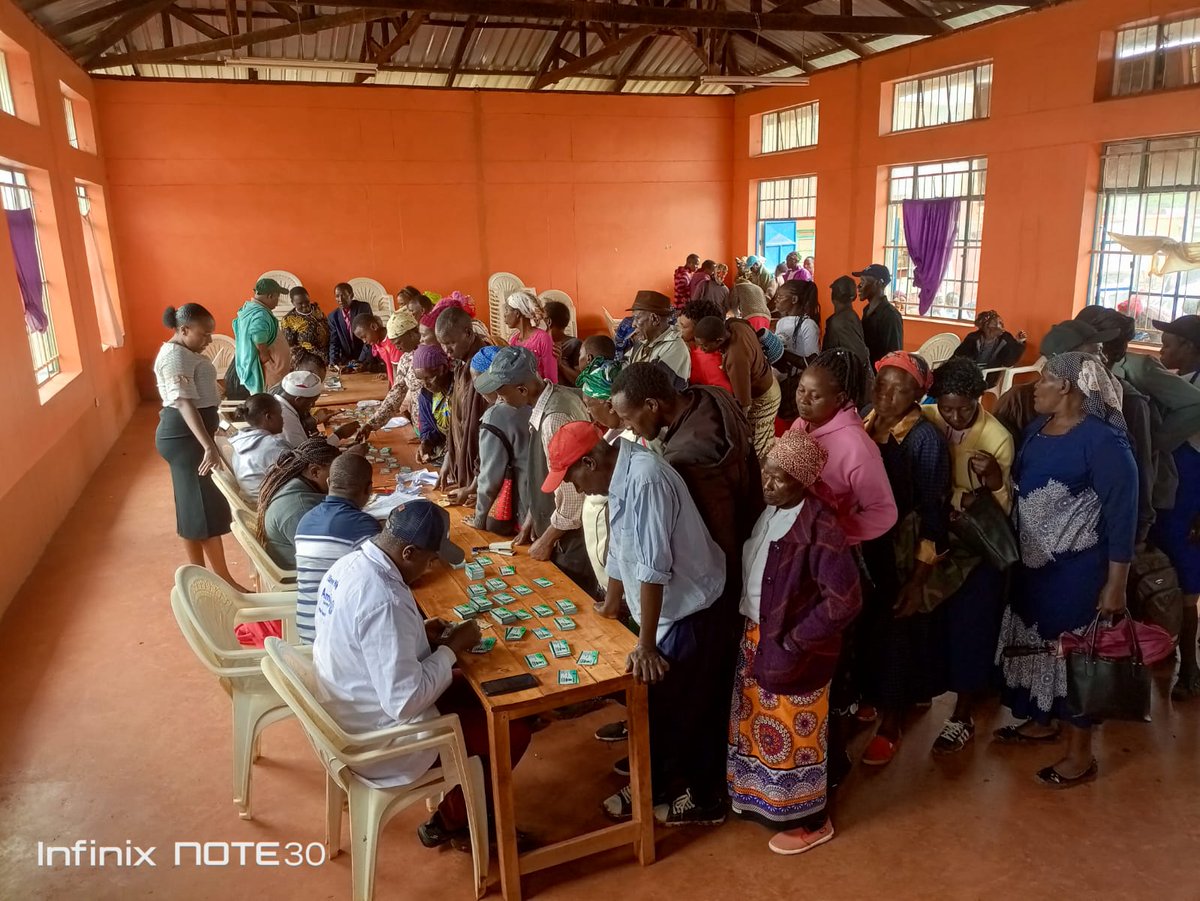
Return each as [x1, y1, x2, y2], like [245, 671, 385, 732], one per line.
[153, 342, 220, 409]
[739, 501, 805, 623]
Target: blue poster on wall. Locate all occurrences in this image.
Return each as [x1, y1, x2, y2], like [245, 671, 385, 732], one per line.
[760, 220, 797, 270]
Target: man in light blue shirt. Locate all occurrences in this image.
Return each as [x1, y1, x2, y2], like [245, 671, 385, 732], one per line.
[545, 421, 728, 828]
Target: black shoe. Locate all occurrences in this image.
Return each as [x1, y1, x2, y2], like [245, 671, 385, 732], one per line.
[417, 813, 468, 849]
[612, 756, 630, 777]
[595, 720, 628, 742]
[653, 790, 727, 827]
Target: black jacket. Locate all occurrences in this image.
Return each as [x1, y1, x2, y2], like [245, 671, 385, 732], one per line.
[326, 300, 374, 366]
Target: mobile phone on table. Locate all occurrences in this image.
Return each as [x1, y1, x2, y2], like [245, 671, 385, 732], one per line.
[481, 674, 538, 696]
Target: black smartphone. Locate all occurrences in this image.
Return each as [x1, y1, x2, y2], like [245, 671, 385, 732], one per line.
[481, 674, 539, 696]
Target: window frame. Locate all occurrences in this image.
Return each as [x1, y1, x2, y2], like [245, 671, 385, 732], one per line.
[1, 165, 61, 385]
[889, 61, 993, 134]
[1112, 15, 1200, 97]
[63, 96, 78, 149]
[758, 101, 819, 155]
[882, 156, 988, 323]
[754, 175, 817, 271]
[1087, 134, 1200, 345]
[0, 48, 14, 117]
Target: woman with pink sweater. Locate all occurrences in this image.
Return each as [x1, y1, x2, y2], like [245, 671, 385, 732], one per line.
[504, 289, 559, 383]
[790, 349, 897, 544]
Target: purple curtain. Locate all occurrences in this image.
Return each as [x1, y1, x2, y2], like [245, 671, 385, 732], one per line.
[902, 198, 961, 316]
[6, 209, 48, 333]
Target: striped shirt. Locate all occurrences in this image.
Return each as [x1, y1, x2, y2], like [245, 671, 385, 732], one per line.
[294, 496, 381, 644]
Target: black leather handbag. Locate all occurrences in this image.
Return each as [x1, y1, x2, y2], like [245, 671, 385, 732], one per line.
[1066, 615, 1153, 722]
[949, 473, 1019, 571]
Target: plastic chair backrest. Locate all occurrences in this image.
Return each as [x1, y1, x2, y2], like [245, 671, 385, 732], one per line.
[916, 332, 963, 367]
[602, 307, 619, 338]
[349, 278, 392, 317]
[173, 565, 256, 670]
[487, 272, 525, 340]
[258, 270, 302, 321]
[213, 466, 257, 519]
[538, 289, 578, 338]
[231, 508, 296, 587]
[204, 334, 236, 376]
[262, 638, 361, 769]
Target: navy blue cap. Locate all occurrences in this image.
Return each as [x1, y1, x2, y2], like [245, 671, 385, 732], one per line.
[851, 264, 891, 285]
[384, 499, 465, 565]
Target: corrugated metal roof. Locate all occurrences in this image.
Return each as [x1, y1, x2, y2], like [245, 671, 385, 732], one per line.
[29, 0, 1048, 94]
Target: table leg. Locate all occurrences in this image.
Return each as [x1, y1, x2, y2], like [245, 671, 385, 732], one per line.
[625, 681, 656, 865]
[487, 709, 522, 901]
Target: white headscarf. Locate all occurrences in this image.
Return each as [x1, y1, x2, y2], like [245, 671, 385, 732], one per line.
[506, 290, 547, 329]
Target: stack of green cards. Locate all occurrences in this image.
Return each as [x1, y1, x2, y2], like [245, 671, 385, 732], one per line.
[475, 555, 494, 566]
[553, 616, 576, 631]
[555, 599, 578, 615]
[525, 653, 548, 670]
[532, 627, 553, 640]
[558, 669, 579, 685]
[490, 608, 518, 625]
[473, 596, 495, 611]
[533, 577, 554, 588]
[512, 608, 533, 621]
[492, 592, 516, 604]
[577, 650, 598, 666]
[465, 563, 485, 580]
[453, 603, 478, 619]
[470, 637, 496, 654]
[549, 639, 571, 658]
[499, 564, 516, 576]
[485, 577, 507, 591]
[504, 626, 527, 640]
[512, 584, 534, 596]
[531, 603, 555, 617]
[467, 582, 487, 597]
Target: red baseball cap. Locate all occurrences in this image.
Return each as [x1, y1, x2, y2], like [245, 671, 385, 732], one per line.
[542, 421, 606, 493]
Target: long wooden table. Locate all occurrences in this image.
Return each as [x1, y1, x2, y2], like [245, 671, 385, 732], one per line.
[321, 374, 655, 901]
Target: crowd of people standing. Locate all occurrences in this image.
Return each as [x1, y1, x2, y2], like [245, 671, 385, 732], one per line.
[151, 259, 1200, 859]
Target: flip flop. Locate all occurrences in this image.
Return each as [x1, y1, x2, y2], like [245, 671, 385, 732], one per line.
[1035, 759, 1098, 789]
[992, 724, 1062, 745]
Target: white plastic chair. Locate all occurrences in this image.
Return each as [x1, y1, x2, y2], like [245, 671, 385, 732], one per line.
[916, 332, 962, 368]
[170, 565, 300, 819]
[602, 307, 619, 338]
[349, 277, 393, 317]
[205, 334, 236, 378]
[986, 355, 1046, 398]
[258, 269, 302, 321]
[260, 638, 489, 900]
[488, 272, 525, 341]
[538, 289, 578, 338]
[231, 507, 297, 592]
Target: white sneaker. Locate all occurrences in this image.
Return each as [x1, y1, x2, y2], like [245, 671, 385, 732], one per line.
[601, 785, 633, 820]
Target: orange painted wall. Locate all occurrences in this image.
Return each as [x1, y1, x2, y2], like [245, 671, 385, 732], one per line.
[0, 0, 137, 618]
[732, 0, 1200, 358]
[92, 81, 734, 389]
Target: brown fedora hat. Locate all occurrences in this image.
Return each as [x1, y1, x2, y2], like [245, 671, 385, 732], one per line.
[629, 290, 672, 314]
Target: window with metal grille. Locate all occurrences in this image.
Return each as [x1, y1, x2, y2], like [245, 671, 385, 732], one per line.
[1113, 16, 1200, 96]
[754, 176, 816, 273]
[759, 101, 819, 154]
[0, 49, 14, 116]
[883, 157, 987, 322]
[1088, 135, 1200, 344]
[890, 62, 992, 133]
[77, 181, 125, 350]
[63, 96, 78, 148]
[1, 166, 59, 384]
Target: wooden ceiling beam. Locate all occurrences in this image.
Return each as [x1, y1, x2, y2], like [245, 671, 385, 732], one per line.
[730, 30, 815, 73]
[534, 24, 657, 89]
[225, 0, 238, 35]
[266, 1, 298, 21]
[446, 14, 477, 86]
[612, 32, 654, 92]
[167, 5, 228, 40]
[89, 8, 393, 68]
[373, 10, 425, 63]
[876, 0, 951, 33]
[52, 0, 149, 40]
[534, 20, 571, 81]
[160, 8, 173, 45]
[75, 0, 180, 66]
[279, 1, 944, 35]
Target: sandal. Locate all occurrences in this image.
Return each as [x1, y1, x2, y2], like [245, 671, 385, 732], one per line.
[992, 723, 1062, 745]
[861, 734, 898, 766]
[1035, 759, 1098, 789]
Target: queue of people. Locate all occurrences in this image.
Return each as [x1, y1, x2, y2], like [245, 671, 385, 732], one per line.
[151, 266, 1200, 862]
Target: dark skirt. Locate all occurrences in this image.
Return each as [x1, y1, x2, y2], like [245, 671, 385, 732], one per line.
[943, 559, 1006, 695]
[155, 406, 232, 540]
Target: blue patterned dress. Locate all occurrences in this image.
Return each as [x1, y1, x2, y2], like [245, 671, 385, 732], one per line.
[998, 415, 1137, 725]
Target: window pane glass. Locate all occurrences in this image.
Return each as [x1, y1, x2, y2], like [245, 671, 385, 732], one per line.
[891, 62, 990, 133]
[755, 102, 818, 154]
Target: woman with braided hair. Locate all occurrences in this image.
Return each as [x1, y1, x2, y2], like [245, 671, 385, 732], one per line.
[257, 438, 341, 569]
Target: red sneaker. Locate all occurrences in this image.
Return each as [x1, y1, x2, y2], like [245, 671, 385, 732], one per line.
[862, 734, 899, 766]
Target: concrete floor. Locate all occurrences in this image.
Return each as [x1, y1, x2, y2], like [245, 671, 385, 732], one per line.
[1, 404, 1198, 900]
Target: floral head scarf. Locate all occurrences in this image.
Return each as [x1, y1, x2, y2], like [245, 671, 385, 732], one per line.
[506, 289, 547, 329]
[385, 308, 419, 341]
[767, 428, 829, 489]
[421, 292, 475, 329]
[1046, 351, 1127, 431]
[576, 358, 622, 400]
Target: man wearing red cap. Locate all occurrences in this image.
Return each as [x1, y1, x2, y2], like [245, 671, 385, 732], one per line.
[545, 420, 728, 828]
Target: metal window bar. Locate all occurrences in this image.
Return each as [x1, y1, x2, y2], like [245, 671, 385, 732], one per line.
[0, 167, 60, 384]
[755, 175, 817, 258]
[1087, 135, 1200, 344]
[759, 102, 819, 155]
[0, 50, 14, 117]
[891, 62, 992, 133]
[63, 97, 78, 149]
[882, 157, 987, 322]
[1113, 17, 1200, 96]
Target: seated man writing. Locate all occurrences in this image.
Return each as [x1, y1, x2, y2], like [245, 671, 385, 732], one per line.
[313, 499, 532, 849]
[548, 421, 728, 827]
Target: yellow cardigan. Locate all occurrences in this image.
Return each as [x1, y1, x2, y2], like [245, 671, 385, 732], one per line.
[921, 405, 1014, 513]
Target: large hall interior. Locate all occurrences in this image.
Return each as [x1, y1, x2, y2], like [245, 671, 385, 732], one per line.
[2, 0, 1200, 898]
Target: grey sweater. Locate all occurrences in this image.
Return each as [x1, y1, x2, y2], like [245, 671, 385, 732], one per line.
[475, 402, 533, 525]
[264, 477, 325, 569]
